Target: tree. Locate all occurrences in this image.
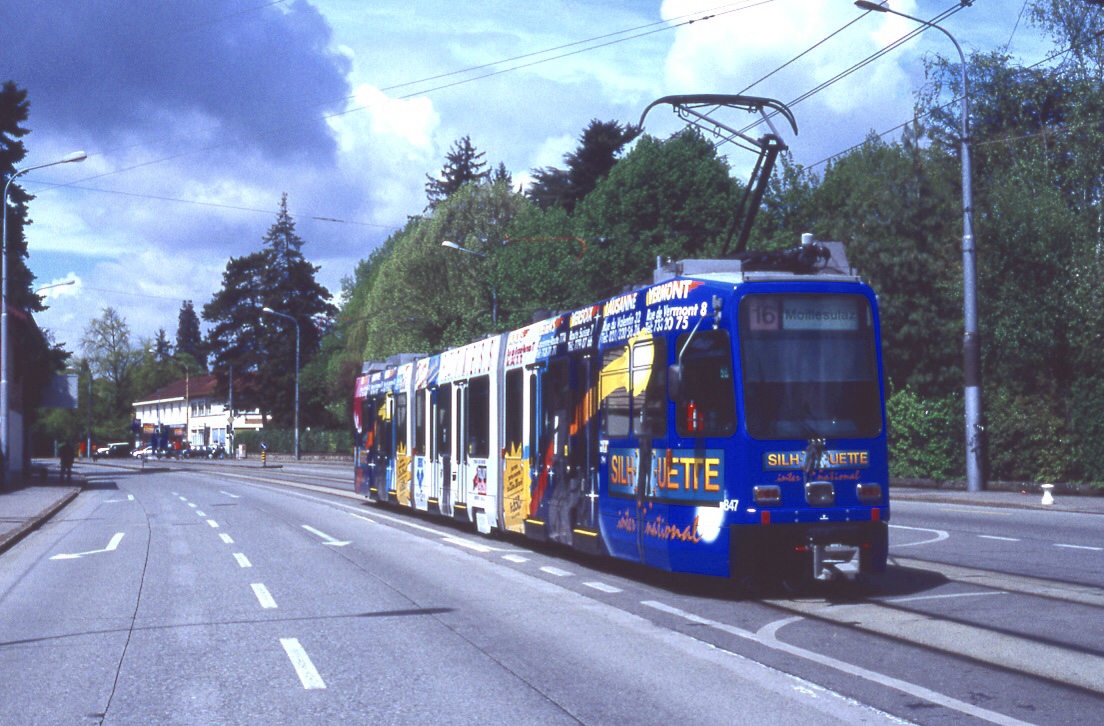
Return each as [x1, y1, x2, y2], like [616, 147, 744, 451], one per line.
[1, 81, 41, 316]
[571, 131, 737, 301]
[528, 119, 641, 213]
[424, 135, 489, 209]
[152, 328, 172, 360]
[176, 300, 206, 370]
[203, 196, 336, 427]
[81, 308, 143, 436]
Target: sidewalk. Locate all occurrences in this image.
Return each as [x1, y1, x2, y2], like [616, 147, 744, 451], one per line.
[0, 461, 82, 556]
[891, 485, 1104, 514]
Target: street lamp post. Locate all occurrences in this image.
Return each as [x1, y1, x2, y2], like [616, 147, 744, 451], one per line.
[441, 239, 497, 325]
[262, 307, 300, 460]
[84, 362, 92, 460]
[2, 151, 86, 484]
[855, 1, 984, 492]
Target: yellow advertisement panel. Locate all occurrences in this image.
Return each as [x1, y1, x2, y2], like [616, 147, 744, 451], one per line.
[503, 443, 530, 533]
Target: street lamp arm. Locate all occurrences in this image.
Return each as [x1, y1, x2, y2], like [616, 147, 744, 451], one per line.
[853, 2, 968, 137]
[441, 240, 487, 258]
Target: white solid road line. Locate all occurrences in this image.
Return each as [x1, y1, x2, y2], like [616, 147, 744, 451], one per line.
[442, 536, 491, 552]
[888, 523, 950, 547]
[50, 532, 125, 560]
[301, 524, 350, 547]
[251, 583, 277, 609]
[280, 638, 326, 689]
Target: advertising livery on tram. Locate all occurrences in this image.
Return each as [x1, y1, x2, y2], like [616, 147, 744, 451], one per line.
[353, 239, 888, 584]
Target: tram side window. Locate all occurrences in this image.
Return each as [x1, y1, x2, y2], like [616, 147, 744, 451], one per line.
[414, 389, 426, 456]
[467, 375, 490, 458]
[395, 393, 408, 453]
[674, 330, 736, 437]
[504, 369, 523, 455]
[631, 338, 668, 438]
[600, 345, 630, 438]
[543, 359, 570, 458]
[374, 394, 393, 455]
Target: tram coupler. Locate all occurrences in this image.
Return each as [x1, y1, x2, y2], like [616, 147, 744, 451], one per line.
[811, 542, 861, 581]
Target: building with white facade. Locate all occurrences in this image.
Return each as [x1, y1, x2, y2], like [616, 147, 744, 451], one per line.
[132, 375, 263, 450]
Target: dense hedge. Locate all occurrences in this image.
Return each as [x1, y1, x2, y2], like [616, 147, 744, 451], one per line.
[233, 428, 352, 455]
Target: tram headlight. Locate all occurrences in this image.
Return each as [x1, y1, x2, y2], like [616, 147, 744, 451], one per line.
[856, 483, 883, 504]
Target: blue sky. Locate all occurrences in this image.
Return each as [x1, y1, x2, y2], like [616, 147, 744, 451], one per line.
[0, 0, 1059, 355]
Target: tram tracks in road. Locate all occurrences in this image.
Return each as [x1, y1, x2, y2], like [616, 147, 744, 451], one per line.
[759, 556, 1104, 697]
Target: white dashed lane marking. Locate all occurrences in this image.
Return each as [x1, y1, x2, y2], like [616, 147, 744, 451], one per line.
[280, 638, 326, 689]
[583, 581, 622, 593]
[251, 583, 277, 609]
[540, 566, 572, 577]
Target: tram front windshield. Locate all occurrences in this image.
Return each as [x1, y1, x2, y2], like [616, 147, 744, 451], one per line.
[739, 294, 882, 440]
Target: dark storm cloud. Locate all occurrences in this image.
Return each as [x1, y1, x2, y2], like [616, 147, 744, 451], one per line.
[0, 0, 351, 162]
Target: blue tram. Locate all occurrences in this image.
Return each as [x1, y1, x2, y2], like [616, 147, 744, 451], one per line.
[353, 239, 889, 583]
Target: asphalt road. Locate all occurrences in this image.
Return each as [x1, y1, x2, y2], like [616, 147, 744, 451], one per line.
[1, 460, 1101, 724]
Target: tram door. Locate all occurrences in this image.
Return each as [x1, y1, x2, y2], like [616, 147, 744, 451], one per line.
[431, 383, 453, 516]
[538, 358, 572, 543]
[572, 353, 601, 535]
[523, 364, 542, 536]
[501, 368, 529, 533]
[412, 388, 429, 511]
[451, 381, 468, 519]
[374, 393, 394, 502]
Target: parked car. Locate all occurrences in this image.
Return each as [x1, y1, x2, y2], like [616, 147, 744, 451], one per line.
[93, 442, 133, 460]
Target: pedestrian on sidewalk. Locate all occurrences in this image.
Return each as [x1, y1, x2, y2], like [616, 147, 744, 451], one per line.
[59, 441, 75, 482]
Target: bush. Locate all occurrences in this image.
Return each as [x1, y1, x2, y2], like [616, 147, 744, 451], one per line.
[234, 428, 353, 455]
[986, 388, 1074, 483]
[886, 386, 963, 480]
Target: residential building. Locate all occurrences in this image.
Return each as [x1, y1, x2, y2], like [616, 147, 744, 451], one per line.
[132, 375, 263, 450]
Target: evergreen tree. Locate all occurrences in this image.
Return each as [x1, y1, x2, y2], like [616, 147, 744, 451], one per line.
[528, 119, 641, 213]
[203, 196, 336, 427]
[491, 161, 513, 187]
[176, 300, 206, 370]
[425, 135, 489, 209]
[1, 81, 39, 314]
[152, 328, 172, 361]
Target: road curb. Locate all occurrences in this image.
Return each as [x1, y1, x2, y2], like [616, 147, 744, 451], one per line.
[0, 486, 81, 556]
